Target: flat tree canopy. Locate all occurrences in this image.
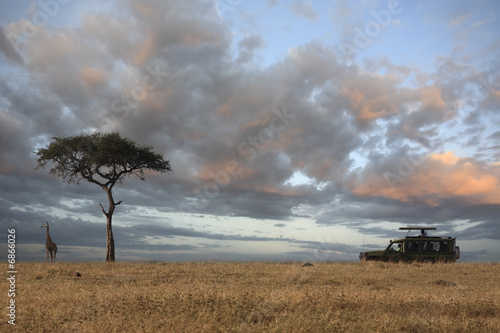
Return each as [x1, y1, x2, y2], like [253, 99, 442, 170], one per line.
[36, 132, 172, 261]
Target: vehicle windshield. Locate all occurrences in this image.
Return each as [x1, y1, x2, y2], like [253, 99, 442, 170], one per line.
[386, 243, 401, 251]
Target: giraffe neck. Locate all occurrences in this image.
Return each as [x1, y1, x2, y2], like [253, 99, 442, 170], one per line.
[46, 227, 52, 242]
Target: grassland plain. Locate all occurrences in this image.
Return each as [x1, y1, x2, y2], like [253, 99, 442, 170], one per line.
[1, 261, 499, 332]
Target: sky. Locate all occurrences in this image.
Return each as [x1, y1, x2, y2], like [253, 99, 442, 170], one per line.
[0, 0, 499, 262]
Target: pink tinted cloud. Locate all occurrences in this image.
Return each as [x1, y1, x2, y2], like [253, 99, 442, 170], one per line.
[351, 151, 500, 206]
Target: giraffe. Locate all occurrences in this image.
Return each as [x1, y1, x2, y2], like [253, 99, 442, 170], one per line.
[41, 221, 57, 263]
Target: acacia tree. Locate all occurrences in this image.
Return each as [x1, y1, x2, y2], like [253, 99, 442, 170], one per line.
[36, 132, 172, 262]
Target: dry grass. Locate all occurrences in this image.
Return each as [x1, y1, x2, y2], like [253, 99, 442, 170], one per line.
[2, 261, 499, 332]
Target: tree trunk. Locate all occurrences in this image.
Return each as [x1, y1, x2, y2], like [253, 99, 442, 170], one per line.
[104, 187, 116, 262]
[106, 213, 115, 262]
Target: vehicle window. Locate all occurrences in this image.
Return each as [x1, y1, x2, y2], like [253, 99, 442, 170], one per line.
[438, 241, 449, 252]
[422, 241, 436, 251]
[421, 241, 451, 252]
[407, 241, 418, 251]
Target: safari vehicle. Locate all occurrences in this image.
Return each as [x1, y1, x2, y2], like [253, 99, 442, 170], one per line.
[359, 227, 460, 263]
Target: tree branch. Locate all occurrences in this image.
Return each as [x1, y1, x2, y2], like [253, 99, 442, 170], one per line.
[99, 203, 109, 217]
[115, 200, 123, 206]
[96, 168, 110, 181]
[84, 174, 105, 188]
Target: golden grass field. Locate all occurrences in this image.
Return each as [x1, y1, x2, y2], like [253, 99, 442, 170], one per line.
[2, 261, 499, 332]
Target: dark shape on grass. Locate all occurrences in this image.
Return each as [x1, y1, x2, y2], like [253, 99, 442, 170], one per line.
[35, 132, 172, 262]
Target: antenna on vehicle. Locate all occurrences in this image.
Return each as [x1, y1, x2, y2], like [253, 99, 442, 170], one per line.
[362, 234, 365, 252]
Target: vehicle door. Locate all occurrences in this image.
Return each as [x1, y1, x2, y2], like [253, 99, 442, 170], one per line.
[404, 240, 420, 261]
[386, 242, 403, 262]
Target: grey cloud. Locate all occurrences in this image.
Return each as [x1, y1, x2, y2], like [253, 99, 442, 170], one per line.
[0, 0, 499, 262]
[267, 0, 278, 8]
[488, 131, 500, 142]
[236, 35, 265, 63]
[0, 27, 22, 64]
[288, 0, 319, 21]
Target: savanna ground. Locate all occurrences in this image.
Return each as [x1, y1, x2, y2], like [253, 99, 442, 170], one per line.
[2, 261, 499, 332]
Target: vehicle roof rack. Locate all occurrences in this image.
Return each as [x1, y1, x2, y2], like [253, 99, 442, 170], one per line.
[399, 227, 437, 230]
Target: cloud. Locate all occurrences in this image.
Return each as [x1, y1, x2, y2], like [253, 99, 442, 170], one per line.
[236, 35, 265, 63]
[288, 0, 319, 21]
[349, 151, 500, 206]
[488, 131, 500, 142]
[267, 0, 279, 8]
[448, 13, 471, 27]
[0, 27, 23, 64]
[0, 0, 499, 261]
[337, 72, 403, 123]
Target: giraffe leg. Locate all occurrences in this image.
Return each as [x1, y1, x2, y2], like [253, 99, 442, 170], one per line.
[46, 249, 49, 263]
[54, 249, 57, 263]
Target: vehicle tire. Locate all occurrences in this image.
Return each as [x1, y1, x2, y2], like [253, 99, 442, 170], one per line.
[455, 246, 460, 260]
